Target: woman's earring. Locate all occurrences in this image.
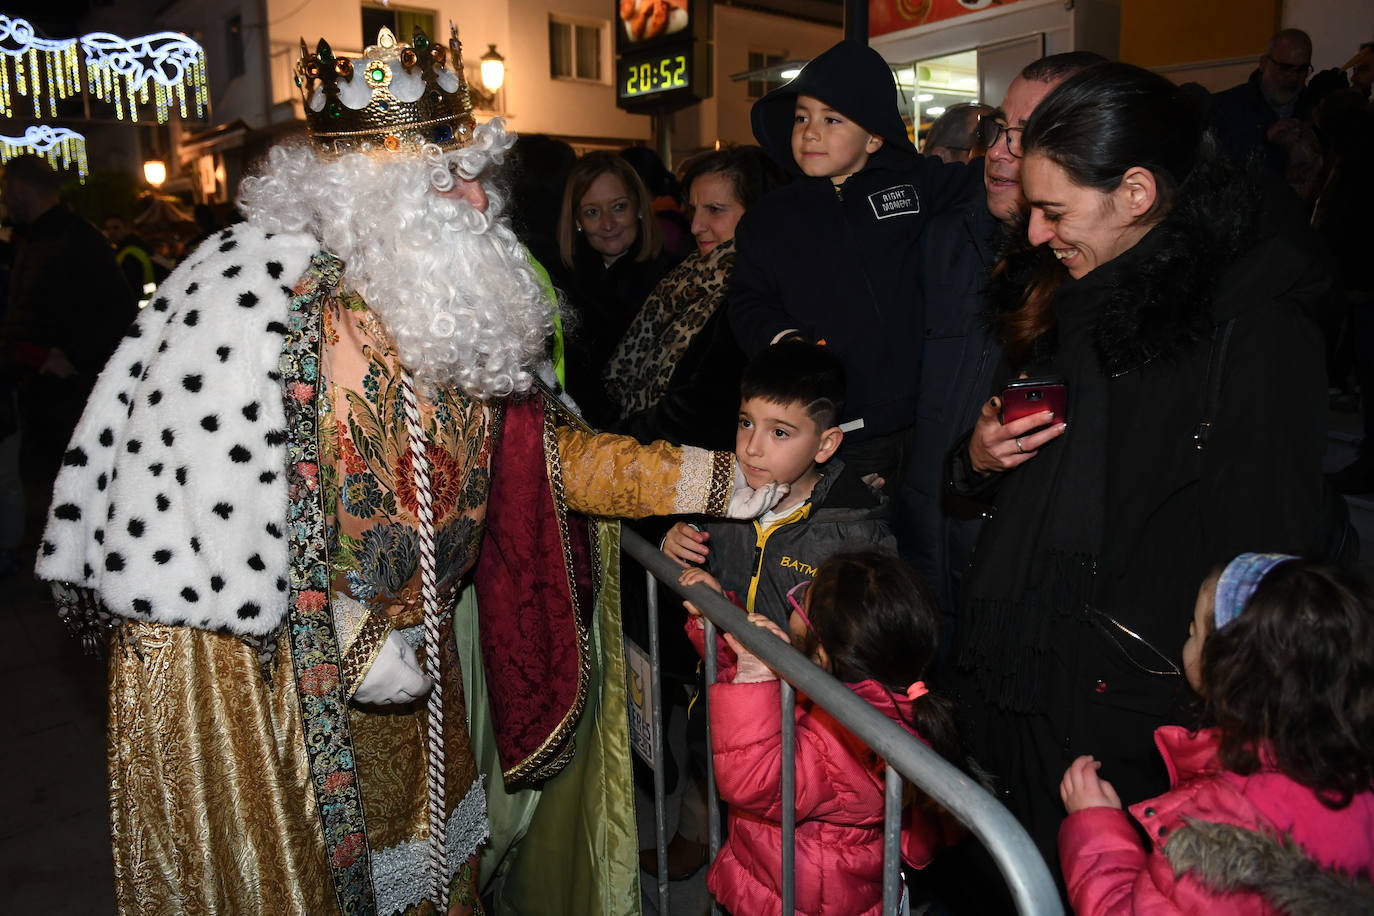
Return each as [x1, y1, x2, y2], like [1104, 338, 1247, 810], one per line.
[575, 223, 583, 232]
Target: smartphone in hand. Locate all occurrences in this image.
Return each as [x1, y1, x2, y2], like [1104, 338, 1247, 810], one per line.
[1000, 377, 1067, 426]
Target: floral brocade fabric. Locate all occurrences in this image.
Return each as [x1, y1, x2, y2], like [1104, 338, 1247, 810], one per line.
[104, 277, 488, 916]
[317, 289, 488, 875]
[319, 290, 491, 635]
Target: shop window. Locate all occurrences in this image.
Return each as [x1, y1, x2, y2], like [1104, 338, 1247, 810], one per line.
[747, 51, 786, 99]
[549, 17, 605, 82]
[891, 49, 980, 146]
[361, 3, 437, 46]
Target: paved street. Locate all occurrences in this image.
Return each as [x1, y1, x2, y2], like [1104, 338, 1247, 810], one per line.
[0, 566, 114, 914]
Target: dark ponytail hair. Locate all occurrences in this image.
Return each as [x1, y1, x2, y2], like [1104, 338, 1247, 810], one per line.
[1202, 560, 1374, 808]
[680, 145, 788, 212]
[1022, 62, 1206, 216]
[993, 64, 1247, 367]
[803, 552, 978, 780]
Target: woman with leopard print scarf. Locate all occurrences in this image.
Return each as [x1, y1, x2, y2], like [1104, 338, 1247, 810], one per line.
[604, 146, 787, 451]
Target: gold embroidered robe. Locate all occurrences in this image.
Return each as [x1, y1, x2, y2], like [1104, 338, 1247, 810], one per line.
[104, 288, 730, 915]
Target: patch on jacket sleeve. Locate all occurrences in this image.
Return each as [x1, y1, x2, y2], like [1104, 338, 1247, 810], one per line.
[868, 184, 920, 219]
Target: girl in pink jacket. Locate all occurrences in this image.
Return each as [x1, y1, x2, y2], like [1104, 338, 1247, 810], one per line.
[1058, 554, 1374, 914]
[680, 550, 969, 916]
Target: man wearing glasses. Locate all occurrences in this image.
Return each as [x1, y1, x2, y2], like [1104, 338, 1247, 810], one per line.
[1213, 28, 1317, 164]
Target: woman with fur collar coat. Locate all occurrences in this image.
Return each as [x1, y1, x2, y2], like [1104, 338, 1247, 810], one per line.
[946, 64, 1332, 871]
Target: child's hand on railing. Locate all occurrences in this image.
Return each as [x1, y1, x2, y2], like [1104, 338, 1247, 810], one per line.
[1059, 755, 1122, 813]
[725, 614, 790, 684]
[663, 521, 710, 567]
[679, 566, 723, 620]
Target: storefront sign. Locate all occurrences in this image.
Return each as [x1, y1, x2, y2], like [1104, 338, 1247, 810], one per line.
[870, 0, 1025, 39]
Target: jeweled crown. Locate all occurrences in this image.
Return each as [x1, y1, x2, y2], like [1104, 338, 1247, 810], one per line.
[296, 26, 477, 156]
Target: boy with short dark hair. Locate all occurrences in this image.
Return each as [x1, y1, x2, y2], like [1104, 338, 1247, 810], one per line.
[664, 341, 895, 625]
[728, 39, 984, 486]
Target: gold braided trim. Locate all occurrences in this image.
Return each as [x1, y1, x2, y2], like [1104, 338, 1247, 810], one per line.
[500, 395, 593, 786]
[706, 449, 734, 517]
[341, 613, 394, 696]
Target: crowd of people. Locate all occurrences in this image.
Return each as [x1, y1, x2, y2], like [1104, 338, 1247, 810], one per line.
[4, 20, 1374, 916]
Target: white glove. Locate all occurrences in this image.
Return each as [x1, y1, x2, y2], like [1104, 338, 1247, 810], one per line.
[726, 460, 789, 519]
[354, 632, 432, 705]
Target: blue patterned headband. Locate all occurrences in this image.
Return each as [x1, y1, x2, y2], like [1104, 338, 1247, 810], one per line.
[1213, 553, 1298, 630]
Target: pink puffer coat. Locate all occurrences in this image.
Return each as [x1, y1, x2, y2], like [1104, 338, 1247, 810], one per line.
[706, 677, 952, 916]
[1059, 726, 1374, 915]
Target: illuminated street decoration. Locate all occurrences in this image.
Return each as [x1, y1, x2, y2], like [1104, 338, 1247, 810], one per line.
[82, 31, 208, 122]
[0, 15, 80, 117]
[0, 124, 88, 181]
[0, 15, 207, 122]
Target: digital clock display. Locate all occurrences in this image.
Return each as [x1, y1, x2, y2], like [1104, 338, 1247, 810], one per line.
[617, 50, 691, 99]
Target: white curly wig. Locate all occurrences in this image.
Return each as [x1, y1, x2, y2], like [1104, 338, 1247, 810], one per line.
[237, 120, 550, 399]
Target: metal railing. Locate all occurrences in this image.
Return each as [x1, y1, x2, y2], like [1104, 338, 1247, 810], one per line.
[621, 528, 1063, 916]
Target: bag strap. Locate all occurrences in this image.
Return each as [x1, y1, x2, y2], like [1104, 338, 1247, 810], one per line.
[1195, 318, 1236, 450]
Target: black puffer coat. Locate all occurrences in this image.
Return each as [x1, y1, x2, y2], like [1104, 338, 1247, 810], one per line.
[701, 458, 895, 627]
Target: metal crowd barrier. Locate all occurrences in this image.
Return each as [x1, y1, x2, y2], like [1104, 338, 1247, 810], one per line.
[621, 528, 1063, 916]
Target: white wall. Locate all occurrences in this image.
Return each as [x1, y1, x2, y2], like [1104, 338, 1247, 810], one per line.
[1283, 0, 1374, 72]
[253, 0, 646, 142]
[677, 5, 840, 156]
[506, 0, 649, 141]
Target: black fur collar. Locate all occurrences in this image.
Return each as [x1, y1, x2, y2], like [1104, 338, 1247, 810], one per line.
[989, 217, 1222, 376]
[1084, 220, 1217, 375]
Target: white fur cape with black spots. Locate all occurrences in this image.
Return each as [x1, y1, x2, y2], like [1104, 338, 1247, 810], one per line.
[37, 223, 314, 636]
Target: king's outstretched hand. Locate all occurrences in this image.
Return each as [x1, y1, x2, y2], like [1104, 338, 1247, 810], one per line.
[725, 461, 789, 519]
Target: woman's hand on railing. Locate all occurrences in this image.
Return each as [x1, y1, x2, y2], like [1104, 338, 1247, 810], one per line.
[968, 397, 1067, 475]
[664, 521, 710, 567]
[724, 615, 791, 684]
[679, 566, 724, 620]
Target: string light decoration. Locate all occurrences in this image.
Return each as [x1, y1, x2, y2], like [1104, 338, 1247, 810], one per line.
[82, 30, 208, 122]
[0, 15, 207, 123]
[0, 15, 80, 117]
[0, 124, 88, 181]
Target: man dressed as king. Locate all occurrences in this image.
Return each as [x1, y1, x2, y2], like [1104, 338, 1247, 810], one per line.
[35, 27, 777, 916]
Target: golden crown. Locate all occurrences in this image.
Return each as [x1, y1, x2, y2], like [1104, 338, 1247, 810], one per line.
[295, 26, 476, 156]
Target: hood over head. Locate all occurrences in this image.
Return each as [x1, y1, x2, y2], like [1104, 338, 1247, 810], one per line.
[751, 39, 918, 175]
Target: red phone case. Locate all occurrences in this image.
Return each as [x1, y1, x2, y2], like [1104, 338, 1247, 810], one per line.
[1000, 379, 1067, 425]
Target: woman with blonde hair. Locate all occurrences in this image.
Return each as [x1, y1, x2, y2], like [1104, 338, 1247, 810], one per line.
[553, 150, 679, 426]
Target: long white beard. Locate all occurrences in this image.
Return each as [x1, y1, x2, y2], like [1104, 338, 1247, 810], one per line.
[236, 122, 551, 399]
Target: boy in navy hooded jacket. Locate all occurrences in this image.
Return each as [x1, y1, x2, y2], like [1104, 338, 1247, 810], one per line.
[728, 39, 983, 484]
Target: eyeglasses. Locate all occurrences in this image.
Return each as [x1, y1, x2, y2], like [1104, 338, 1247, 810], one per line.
[785, 579, 814, 634]
[1263, 55, 1313, 76]
[975, 115, 1024, 158]
[1089, 609, 1182, 678]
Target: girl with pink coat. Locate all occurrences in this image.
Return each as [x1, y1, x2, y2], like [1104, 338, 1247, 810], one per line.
[1059, 554, 1374, 914]
[680, 551, 970, 916]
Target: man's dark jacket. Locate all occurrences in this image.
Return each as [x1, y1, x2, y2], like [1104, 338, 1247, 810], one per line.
[899, 198, 1002, 621]
[2, 204, 136, 453]
[1211, 71, 1317, 167]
